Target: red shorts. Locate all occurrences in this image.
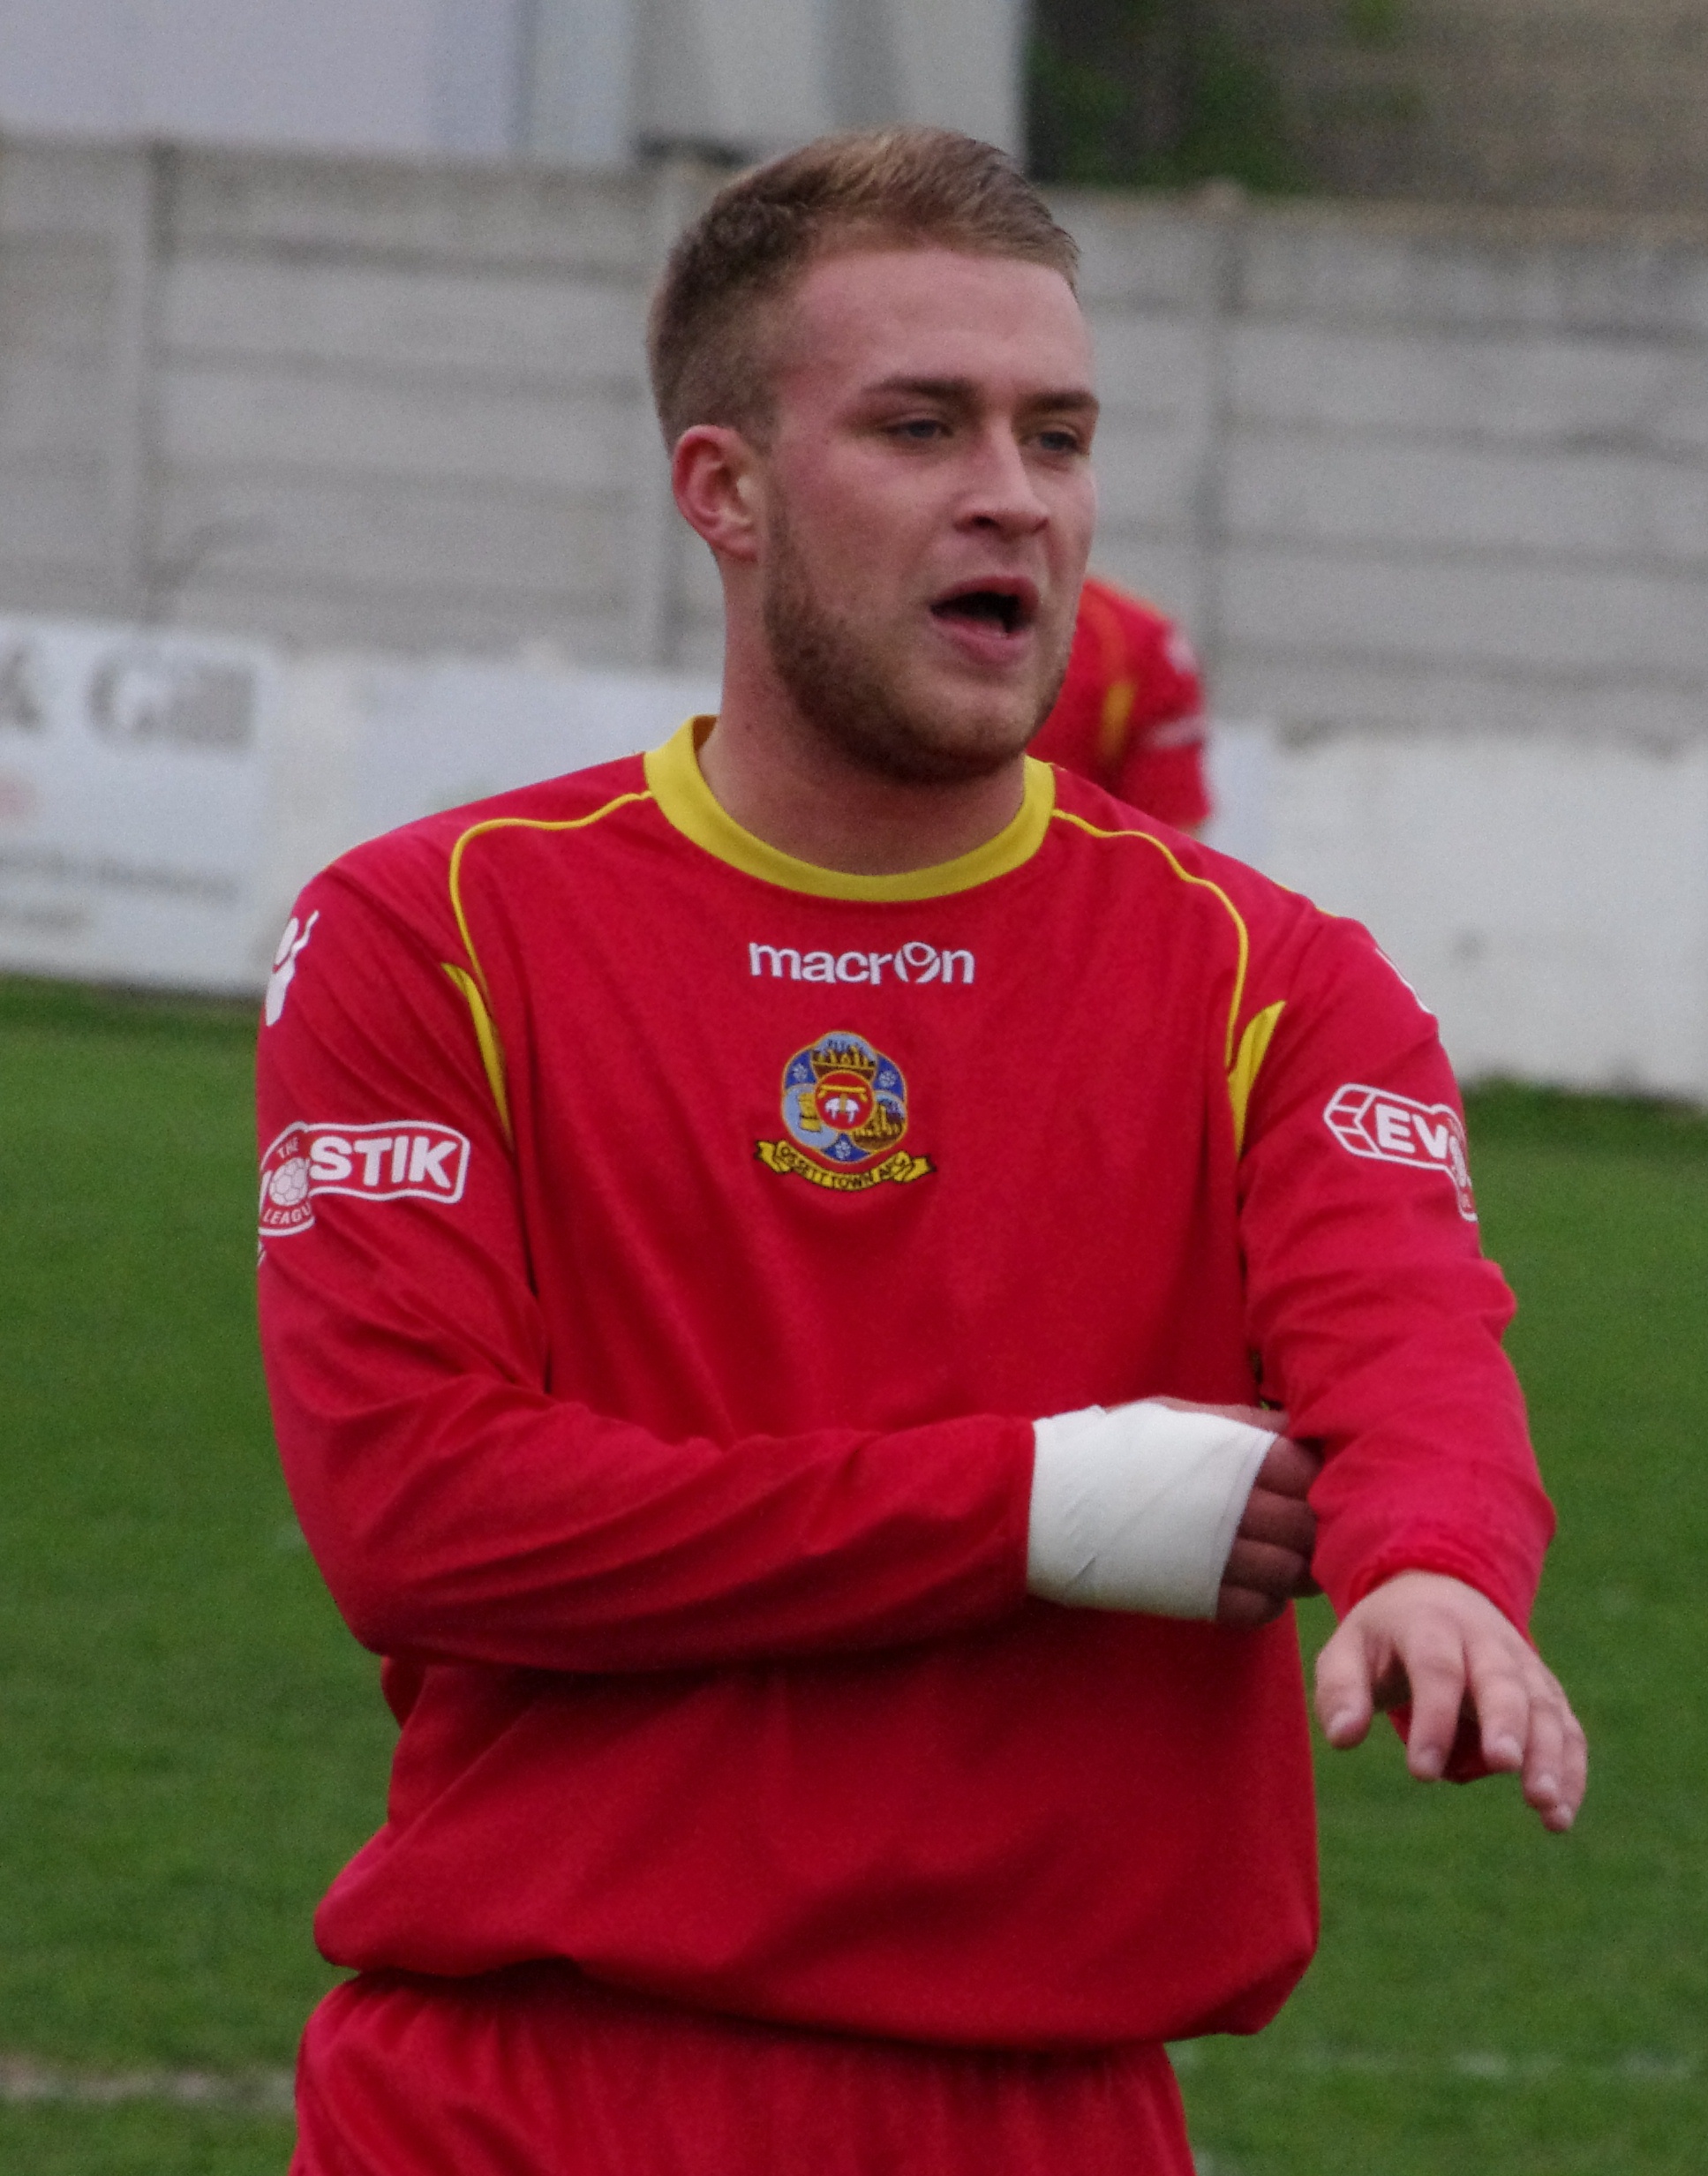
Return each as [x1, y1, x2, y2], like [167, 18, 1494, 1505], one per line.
[292, 1965, 1194, 2175]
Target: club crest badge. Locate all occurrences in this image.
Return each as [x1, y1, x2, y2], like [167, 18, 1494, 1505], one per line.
[756, 1031, 934, 1193]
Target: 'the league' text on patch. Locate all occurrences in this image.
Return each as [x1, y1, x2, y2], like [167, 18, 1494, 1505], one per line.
[1323, 1084, 1476, 1221]
[260, 1120, 470, 1237]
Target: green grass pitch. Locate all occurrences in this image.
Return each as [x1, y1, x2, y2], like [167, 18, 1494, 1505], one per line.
[0, 977, 1703, 2173]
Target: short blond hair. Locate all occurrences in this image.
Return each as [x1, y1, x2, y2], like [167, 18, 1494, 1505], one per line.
[647, 127, 1080, 448]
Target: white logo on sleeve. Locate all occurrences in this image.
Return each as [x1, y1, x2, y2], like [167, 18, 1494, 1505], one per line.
[1323, 1084, 1477, 1222]
[259, 1120, 470, 1237]
[265, 912, 319, 1025]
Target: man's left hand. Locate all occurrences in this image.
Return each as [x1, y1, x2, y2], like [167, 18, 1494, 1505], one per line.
[1314, 1570, 1587, 1833]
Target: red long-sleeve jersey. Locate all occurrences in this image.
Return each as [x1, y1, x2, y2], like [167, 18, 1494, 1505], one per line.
[1029, 576, 1211, 827]
[256, 719, 1552, 2052]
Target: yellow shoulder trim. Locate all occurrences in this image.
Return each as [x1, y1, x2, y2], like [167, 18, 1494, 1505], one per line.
[441, 964, 513, 1143]
[1050, 808, 1277, 1148]
[1229, 999, 1285, 1156]
[444, 787, 652, 1136]
[448, 792, 653, 990]
[644, 717, 1056, 901]
[1050, 809, 1252, 1069]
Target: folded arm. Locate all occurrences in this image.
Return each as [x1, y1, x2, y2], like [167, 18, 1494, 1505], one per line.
[1234, 915, 1584, 1831]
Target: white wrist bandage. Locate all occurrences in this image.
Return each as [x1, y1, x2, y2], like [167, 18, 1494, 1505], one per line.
[1027, 1400, 1275, 1619]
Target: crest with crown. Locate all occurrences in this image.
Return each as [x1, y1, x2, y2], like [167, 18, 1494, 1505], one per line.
[809, 1038, 879, 1082]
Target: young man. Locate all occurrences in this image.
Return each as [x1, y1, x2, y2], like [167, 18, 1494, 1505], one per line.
[259, 130, 1584, 2174]
[1034, 576, 1212, 831]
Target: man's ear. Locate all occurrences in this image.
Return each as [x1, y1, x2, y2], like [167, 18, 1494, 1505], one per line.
[672, 425, 764, 563]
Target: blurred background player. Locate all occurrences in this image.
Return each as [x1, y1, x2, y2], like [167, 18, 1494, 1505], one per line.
[1032, 575, 1210, 832]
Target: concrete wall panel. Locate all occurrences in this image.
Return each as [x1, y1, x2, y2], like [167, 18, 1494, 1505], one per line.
[1241, 215, 1708, 339]
[1084, 313, 1208, 419]
[0, 139, 139, 237]
[1228, 433, 1708, 566]
[155, 471, 624, 604]
[1233, 321, 1708, 450]
[0, 561, 109, 618]
[678, 538, 722, 615]
[0, 237, 111, 356]
[0, 356, 110, 460]
[1227, 544, 1708, 680]
[1053, 193, 1220, 310]
[162, 260, 643, 386]
[1080, 536, 1204, 629]
[1087, 416, 1204, 531]
[169, 152, 648, 274]
[1216, 654, 1708, 745]
[154, 579, 628, 663]
[0, 139, 1703, 779]
[0, 457, 106, 565]
[157, 365, 638, 493]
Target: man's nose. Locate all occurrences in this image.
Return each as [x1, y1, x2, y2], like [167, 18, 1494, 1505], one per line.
[958, 427, 1050, 535]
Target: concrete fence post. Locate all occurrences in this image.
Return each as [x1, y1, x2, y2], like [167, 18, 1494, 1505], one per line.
[102, 143, 168, 623]
[627, 154, 715, 671]
[1183, 186, 1242, 682]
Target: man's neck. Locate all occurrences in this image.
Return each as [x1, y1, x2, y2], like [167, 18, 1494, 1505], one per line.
[696, 677, 1027, 880]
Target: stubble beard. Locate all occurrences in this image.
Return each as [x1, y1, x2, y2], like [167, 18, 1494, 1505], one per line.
[761, 510, 1071, 789]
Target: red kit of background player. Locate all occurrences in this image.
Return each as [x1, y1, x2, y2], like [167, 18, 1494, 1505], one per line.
[1030, 576, 1210, 829]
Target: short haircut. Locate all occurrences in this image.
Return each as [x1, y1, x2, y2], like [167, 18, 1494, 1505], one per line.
[647, 127, 1080, 448]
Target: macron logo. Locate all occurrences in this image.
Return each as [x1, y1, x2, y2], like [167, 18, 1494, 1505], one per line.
[259, 1120, 470, 1238]
[1323, 1084, 1476, 1222]
[749, 941, 974, 986]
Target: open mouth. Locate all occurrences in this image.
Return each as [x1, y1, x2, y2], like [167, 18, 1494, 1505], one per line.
[929, 584, 1037, 638]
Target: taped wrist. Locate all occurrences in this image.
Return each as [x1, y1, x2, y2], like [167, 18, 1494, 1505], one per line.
[1027, 1400, 1275, 1618]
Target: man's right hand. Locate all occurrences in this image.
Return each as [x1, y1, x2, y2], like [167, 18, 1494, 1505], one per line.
[1027, 1397, 1319, 1623]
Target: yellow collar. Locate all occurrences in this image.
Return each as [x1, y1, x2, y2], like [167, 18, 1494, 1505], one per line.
[643, 717, 1055, 903]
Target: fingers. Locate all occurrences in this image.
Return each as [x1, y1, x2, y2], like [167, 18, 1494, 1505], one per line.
[1461, 1641, 1530, 1776]
[1386, 1608, 1476, 1780]
[1315, 1572, 1589, 1833]
[1252, 1434, 1320, 1502]
[1217, 1468, 1319, 1627]
[1541, 1696, 1590, 1832]
[1215, 1451, 1321, 1628]
[1221, 1535, 1313, 1600]
[1313, 1615, 1376, 1748]
[1215, 1582, 1289, 1629]
[1238, 1480, 1317, 1558]
[1463, 1633, 1588, 1832]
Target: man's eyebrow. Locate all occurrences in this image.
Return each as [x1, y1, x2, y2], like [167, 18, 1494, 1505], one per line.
[862, 374, 1100, 418]
[863, 375, 977, 404]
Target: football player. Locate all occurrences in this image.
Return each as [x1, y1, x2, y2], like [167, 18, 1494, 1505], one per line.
[260, 128, 1584, 2176]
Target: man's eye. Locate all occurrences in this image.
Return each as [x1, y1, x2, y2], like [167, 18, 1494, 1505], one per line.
[892, 418, 947, 442]
[1037, 427, 1087, 456]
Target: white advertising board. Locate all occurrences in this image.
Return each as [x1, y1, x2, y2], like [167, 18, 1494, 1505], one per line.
[1200, 719, 1274, 872]
[0, 616, 277, 994]
[347, 656, 719, 843]
[258, 651, 719, 966]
